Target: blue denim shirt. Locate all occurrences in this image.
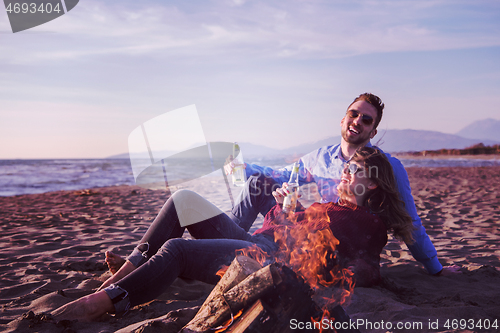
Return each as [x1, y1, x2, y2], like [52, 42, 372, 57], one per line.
[245, 143, 442, 275]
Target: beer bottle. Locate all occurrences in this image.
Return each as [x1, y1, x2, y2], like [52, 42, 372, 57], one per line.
[282, 162, 300, 213]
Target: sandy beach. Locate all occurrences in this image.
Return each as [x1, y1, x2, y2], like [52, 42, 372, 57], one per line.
[1, 166, 500, 332]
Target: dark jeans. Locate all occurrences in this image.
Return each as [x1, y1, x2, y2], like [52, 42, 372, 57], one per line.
[104, 186, 279, 315]
[229, 173, 280, 232]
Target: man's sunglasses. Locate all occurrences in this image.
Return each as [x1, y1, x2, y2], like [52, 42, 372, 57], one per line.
[345, 163, 364, 175]
[347, 110, 374, 126]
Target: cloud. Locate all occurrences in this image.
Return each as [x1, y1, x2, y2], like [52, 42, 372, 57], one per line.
[1, 0, 499, 65]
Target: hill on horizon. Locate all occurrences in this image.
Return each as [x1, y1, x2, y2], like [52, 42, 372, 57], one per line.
[107, 119, 500, 159]
[371, 129, 499, 153]
[455, 118, 500, 142]
[239, 128, 500, 157]
[242, 128, 499, 157]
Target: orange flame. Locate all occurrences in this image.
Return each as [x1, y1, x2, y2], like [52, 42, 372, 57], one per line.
[215, 244, 268, 282]
[312, 309, 332, 333]
[274, 204, 355, 315]
[216, 265, 229, 279]
[216, 245, 267, 280]
[220, 204, 355, 327]
[235, 244, 268, 266]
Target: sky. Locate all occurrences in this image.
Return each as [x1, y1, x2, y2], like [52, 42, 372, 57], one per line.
[1, 0, 499, 159]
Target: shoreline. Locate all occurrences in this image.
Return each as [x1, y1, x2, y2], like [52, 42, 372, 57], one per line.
[395, 153, 500, 160]
[2, 157, 500, 198]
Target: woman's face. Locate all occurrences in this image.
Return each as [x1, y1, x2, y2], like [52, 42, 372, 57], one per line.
[337, 160, 377, 198]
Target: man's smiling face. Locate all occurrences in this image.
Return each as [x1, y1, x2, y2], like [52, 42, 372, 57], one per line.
[340, 100, 378, 146]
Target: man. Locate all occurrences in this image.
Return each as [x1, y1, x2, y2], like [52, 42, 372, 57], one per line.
[227, 93, 454, 276]
[50, 93, 454, 323]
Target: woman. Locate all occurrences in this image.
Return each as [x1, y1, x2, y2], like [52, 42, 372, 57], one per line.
[52, 147, 413, 321]
[261, 146, 414, 287]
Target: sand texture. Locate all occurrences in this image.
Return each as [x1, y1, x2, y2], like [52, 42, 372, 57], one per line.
[1, 167, 500, 332]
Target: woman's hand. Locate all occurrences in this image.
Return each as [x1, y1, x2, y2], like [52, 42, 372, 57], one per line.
[272, 183, 291, 205]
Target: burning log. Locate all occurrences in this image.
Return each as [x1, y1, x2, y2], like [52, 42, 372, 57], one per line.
[223, 299, 276, 333]
[224, 264, 360, 333]
[179, 256, 359, 333]
[180, 256, 282, 333]
[205, 255, 263, 305]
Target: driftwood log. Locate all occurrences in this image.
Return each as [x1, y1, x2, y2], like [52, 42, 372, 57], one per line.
[203, 256, 263, 304]
[224, 299, 275, 333]
[180, 256, 359, 333]
[225, 265, 360, 333]
[180, 256, 281, 333]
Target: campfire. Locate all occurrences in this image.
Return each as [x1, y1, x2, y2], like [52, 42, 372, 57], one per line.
[180, 205, 357, 333]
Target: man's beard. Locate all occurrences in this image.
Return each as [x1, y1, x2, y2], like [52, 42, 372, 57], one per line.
[341, 128, 371, 145]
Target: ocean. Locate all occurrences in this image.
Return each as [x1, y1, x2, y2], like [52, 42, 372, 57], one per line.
[1, 157, 499, 197]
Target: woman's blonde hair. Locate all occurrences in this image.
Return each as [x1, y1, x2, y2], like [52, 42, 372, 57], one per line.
[352, 147, 415, 244]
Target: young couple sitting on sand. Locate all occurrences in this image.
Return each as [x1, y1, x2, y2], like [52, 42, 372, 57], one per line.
[52, 93, 456, 321]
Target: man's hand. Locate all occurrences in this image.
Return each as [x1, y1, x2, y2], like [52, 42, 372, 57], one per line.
[224, 155, 246, 176]
[224, 155, 235, 175]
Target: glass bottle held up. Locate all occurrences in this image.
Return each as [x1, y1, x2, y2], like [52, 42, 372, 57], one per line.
[282, 162, 300, 214]
[231, 142, 247, 187]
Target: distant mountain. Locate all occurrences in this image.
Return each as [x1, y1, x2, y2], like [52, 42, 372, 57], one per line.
[106, 127, 500, 159]
[241, 129, 500, 157]
[239, 137, 341, 158]
[107, 152, 132, 159]
[279, 136, 341, 156]
[249, 129, 499, 156]
[107, 150, 176, 159]
[236, 142, 281, 157]
[372, 129, 500, 152]
[455, 118, 500, 142]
